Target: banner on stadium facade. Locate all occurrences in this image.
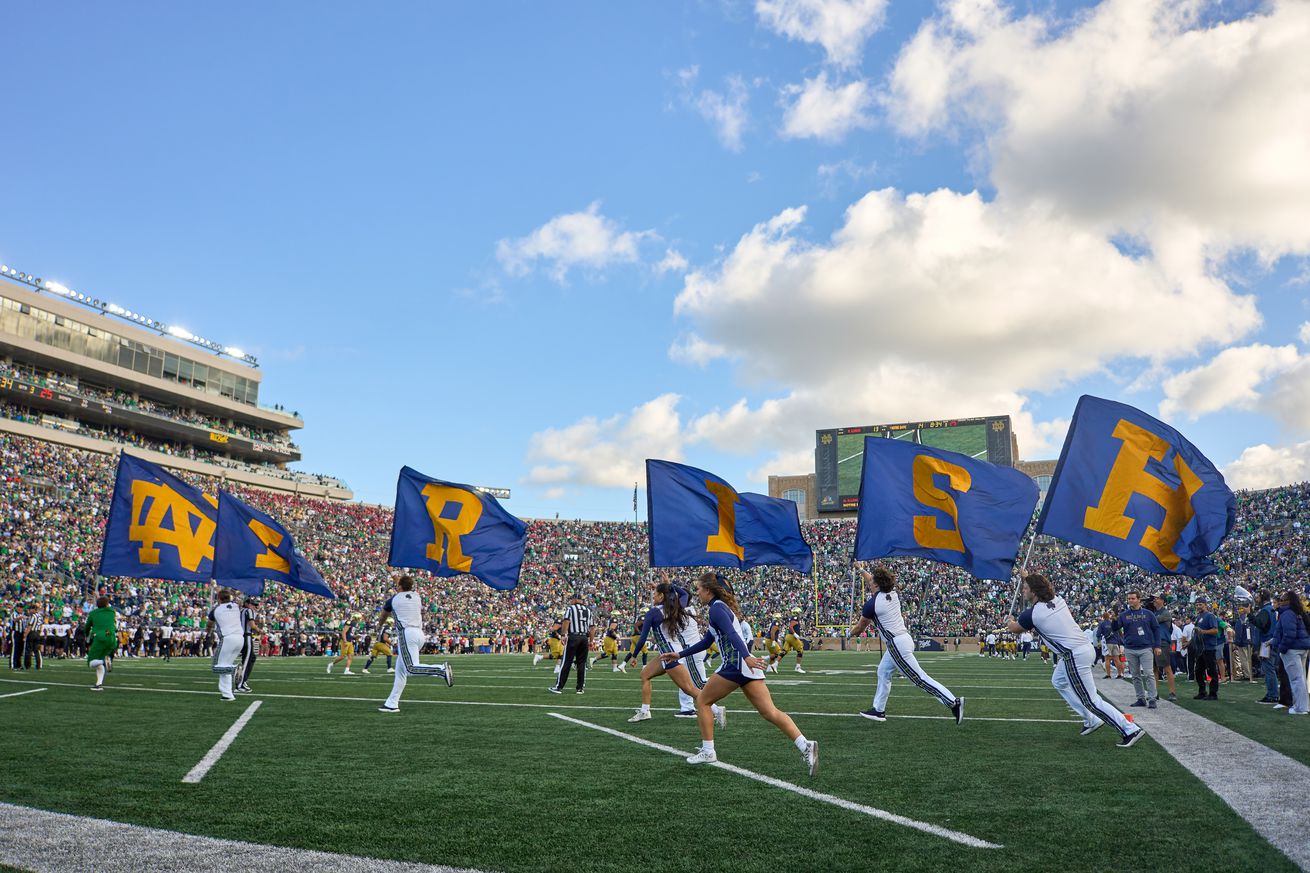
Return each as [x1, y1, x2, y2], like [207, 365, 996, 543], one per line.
[387, 466, 529, 591]
[1036, 395, 1235, 578]
[98, 453, 217, 582]
[646, 459, 812, 573]
[853, 436, 1038, 581]
[213, 491, 335, 599]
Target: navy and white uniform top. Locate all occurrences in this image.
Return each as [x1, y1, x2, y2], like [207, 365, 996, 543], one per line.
[861, 591, 909, 640]
[208, 602, 243, 638]
[383, 591, 424, 631]
[678, 600, 758, 676]
[1017, 596, 1088, 656]
[632, 605, 701, 656]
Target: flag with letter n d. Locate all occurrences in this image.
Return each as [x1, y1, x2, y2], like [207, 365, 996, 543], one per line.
[213, 491, 335, 599]
[99, 453, 217, 582]
[387, 466, 528, 590]
[646, 459, 812, 573]
[1037, 395, 1236, 578]
[854, 436, 1038, 581]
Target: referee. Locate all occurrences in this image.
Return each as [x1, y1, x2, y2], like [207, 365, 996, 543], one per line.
[549, 593, 593, 695]
[8, 608, 28, 670]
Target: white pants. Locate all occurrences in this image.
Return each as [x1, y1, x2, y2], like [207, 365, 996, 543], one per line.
[385, 626, 445, 709]
[675, 651, 710, 710]
[212, 634, 243, 698]
[1281, 649, 1309, 714]
[873, 634, 956, 711]
[1053, 646, 1136, 737]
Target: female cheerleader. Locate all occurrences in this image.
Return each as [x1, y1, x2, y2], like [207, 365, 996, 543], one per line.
[662, 572, 817, 776]
[626, 580, 725, 725]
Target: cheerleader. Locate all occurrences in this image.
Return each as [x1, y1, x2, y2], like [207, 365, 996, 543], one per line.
[626, 580, 725, 725]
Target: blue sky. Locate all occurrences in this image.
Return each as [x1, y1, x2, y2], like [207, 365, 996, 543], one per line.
[4, 0, 1308, 517]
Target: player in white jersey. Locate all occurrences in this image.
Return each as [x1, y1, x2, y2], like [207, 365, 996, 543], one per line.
[848, 567, 964, 724]
[206, 589, 245, 701]
[625, 579, 725, 726]
[1008, 573, 1145, 749]
[375, 576, 453, 713]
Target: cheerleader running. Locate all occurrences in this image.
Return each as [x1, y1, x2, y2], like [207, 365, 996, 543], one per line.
[626, 580, 726, 726]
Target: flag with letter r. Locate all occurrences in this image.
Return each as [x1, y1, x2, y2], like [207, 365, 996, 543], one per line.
[99, 453, 217, 582]
[646, 459, 812, 573]
[1037, 395, 1235, 578]
[213, 491, 335, 599]
[387, 466, 529, 590]
[853, 436, 1038, 581]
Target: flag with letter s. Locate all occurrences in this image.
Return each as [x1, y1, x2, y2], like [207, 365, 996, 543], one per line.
[387, 466, 528, 590]
[213, 491, 335, 598]
[1036, 395, 1235, 578]
[853, 436, 1038, 581]
[646, 459, 812, 573]
[99, 453, 217, 582]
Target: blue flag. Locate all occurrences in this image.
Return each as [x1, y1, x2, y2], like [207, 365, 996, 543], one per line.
[646, 459, 812, 573]
[213, 491, 335, 599]
[387, 466, 528, 590]
[1037, 395, 1236, 578]
[854, 436, 1038, 581]
[99, 453, 217, 582]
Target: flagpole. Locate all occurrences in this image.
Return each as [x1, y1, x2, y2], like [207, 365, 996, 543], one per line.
[1006, 534, 1038, 619]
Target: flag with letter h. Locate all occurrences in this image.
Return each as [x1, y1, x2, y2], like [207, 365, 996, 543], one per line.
[213, 491, 335, 598]
[387, 466, 529, 590]
[99, 453, 217, 582]
[1036, 395, 1235, 578]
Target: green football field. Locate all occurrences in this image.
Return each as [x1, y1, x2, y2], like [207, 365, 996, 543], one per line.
[0, 652, 1295, 872]
[836, 425, 990, 497]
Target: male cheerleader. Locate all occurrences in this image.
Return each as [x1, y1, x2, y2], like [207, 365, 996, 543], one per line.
[84, 597, 117, 691]
[1007, 574, 1145, 748]
[362, 629, 395, 674]
[376, 576, 452, 713]
[206, 589, 245, 701]
[849, 567, 963, 724]
[327, 622, 357, 675]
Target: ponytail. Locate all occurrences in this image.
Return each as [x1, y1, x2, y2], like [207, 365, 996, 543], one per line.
[656, 582, 688, 635]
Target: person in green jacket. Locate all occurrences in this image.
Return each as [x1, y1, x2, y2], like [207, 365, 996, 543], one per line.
[84, 596, 117, 691]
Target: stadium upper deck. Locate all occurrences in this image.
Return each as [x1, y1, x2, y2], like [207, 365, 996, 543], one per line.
[0, 264, 349, 498]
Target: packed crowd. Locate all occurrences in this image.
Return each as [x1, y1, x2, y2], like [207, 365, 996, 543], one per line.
[2, 432, 1308, 659]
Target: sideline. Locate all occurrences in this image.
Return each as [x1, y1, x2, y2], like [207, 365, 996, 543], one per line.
[0, 801, 491, 873]
[1099, 678, 1310, 871]
[547, 712, 1001, 849]
[182, 700, 262, 784]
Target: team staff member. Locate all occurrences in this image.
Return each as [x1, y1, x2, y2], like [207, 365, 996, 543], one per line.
[237, 598, 261, 694]
[207, 589, 245, 702]
[1193, 601, 1223, 700]
[1115, 592, 1163, 709]
[1008, 573, 1145, 749]
[377, 575, 453, 713]
[1151, 595, 1178, 701]
[84, 597, 117, 691]
[550, 593, 593, 694]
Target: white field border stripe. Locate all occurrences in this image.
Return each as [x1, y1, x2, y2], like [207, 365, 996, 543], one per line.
[547, 712, 1001, 849]
[182, 700, 262, 784]
[0, 677, 1077, 723]
[0, 688, 46, 700]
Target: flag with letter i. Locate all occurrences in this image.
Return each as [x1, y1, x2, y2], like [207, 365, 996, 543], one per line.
[99, 453, 217, 582]
[213, 491, 335, 598]
[1036, 395, 1235, 578]
[853, 436, 1038, 581]
[646, 459, 812, 573]
[387, 466, 529, 590]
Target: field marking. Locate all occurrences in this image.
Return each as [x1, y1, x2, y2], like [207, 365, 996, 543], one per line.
[0, 687, 46, 700]
[182, 700, 262, 784]
[547, 712, 1001, 849]
[1098, 679, 1310, 871]
[0, 801, 490, 873]
[0, 677, 1077, 723]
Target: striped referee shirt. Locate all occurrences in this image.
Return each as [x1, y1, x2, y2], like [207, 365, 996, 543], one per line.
[563, 604, 593, 637]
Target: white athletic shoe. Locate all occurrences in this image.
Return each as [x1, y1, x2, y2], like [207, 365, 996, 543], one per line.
[89, 685, 104, 692]
[628, 710, 651, 723]
[361, 669, 371, 674]
[713, 705, 727, 729]
[221, 695, 236, 702]
[326, 663, 333, 674]
[795, 666, 806, 674]
[618, 661, 627, 673]
[532, 654, 543, 666]
[378, 705, 399, 713]
[441, 663, 453, 687]
[386, 668, 394, 673]
[801, 740, 819, 777]
[343, 669, 355, 675]
[612, 666, 620, 673]
[686, 748, 718, 765]
[588, 659, 597, 669]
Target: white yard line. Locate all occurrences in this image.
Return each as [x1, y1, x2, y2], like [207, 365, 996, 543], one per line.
[0, 801, 491, 873]
[547, 712, 1001, 849]
[1098, 679, 1310, 871]
[0, 687, 46, 700]
[182, 700, 262, 784]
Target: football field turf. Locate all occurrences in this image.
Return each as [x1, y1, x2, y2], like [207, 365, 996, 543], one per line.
[0, 652, 1296, 872]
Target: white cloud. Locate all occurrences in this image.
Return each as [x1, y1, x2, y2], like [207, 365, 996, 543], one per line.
[1159, 344, 1301, 421]
[1300, 322, 1310, 345]
[780, 73, 874, 141]
[679, 67, 751, 152]
[756, 0, 890, 67]
[496, 202, 654, 283]
[668, 333, 729, 367]
[526, 394, 683, 488]
[656, 249, 689, 275]
[884, 0, 1310, 264]
[543, 487, 567, 500]
[1225, 441, 1310, 490]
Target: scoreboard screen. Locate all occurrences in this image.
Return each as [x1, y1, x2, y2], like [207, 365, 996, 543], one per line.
[815, 415, 1014, 512]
